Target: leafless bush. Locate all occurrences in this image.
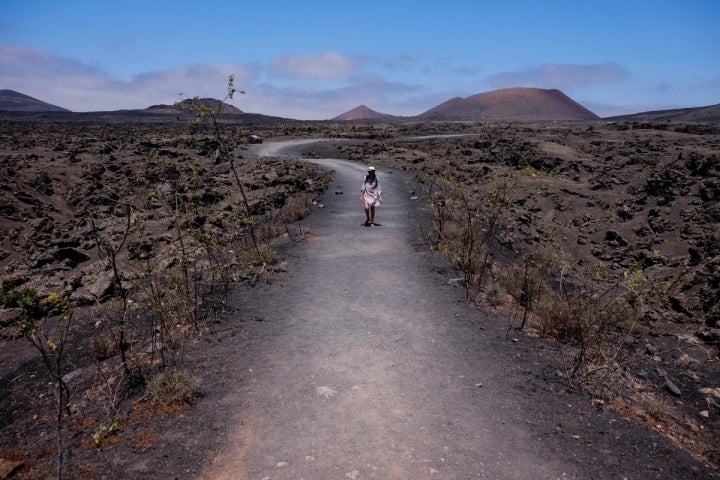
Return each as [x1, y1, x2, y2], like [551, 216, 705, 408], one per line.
[277, 192, 313, 225]
[426, 163, 651, 388]
[425, 165, 515, 300]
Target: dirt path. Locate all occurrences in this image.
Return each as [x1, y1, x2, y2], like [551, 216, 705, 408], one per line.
[189, 140, 716, 479]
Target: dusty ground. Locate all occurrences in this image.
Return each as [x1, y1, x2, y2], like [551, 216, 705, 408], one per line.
[310, 122, 720, 469]
[0, 120, 718, 478]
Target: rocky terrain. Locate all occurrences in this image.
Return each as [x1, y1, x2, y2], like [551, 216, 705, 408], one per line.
[0, 88, 719, 477]
[324, 119, 720, 469]
[0, 119, 336, 478]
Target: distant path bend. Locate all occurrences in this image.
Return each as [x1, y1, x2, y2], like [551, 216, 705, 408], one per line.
[199, 139, 716, 480]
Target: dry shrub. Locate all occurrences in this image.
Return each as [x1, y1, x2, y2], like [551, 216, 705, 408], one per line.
[244, 243, 277, 267]
[484, 279, 507, 307]
[648, 397, 675, 421]
[435, 220, 465, 254]
[248, 192, 314, 246]
[533, 291, 582, 340]
[433, 212, 494, 295]
[91, 333, 118, 361]
[497, 263, 524, 299]
[146, 368, 201, 406]
[163, 323, 195, 352]
[495, 248, 644, 383]
[278, 193, 312, 224]
[541, 288, 642, 382]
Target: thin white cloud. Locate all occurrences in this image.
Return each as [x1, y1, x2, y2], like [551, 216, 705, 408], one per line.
[267, 50, 363, 79]
[10, 43, 689, 120]
[2, 42, 431, 118]
[0, 43, 98, 76]
[486, 62, 629, 90]
[700, 76, 720, 89]
[244, 76, 434, 120]
[373, 53, 418, 71]
[582, 100, 689, 118]
[0, 43, 258, 111]
[452, 66, 481, 76]
[649, 82, 671, 94]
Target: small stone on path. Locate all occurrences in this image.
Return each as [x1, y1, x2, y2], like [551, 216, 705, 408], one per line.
[664, 378, 682, 397]
[316, 386, 338, 398]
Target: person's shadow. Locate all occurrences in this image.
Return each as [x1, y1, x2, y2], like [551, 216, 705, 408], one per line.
[362, 222, 382, 227]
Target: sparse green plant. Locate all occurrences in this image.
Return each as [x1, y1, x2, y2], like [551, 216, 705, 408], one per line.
[17, 289, 74, 480]
[592, 261, 605, 280]
[176, 75, 268, 265]
[92, 420, 119, 446]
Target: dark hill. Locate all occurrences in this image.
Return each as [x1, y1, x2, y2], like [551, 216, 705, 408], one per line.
[605, 103, 720, 122]
[0, 95, 275, 123]
[170, 98, 244, 114]
[0, 89, 70, 112]
[416, 87, 599, 121]
[332, 105, 396, 121]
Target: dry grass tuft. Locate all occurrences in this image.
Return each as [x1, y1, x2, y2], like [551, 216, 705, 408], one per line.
[146, 368, 202, 406]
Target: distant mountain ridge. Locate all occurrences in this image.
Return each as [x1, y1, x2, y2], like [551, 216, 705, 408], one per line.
[2, 87, 718, 123]
[0, 89, 70, 112]
[605, 103, 720, 123]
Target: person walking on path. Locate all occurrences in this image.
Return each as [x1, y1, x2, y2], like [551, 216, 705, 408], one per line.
[360, 166, 383, 226]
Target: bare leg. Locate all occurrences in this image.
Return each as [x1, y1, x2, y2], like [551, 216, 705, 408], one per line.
[369, 205, 376, 225]
[364, 201, 371, 224]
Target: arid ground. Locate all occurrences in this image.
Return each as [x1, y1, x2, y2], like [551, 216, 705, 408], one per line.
[0, 119, 719, 478]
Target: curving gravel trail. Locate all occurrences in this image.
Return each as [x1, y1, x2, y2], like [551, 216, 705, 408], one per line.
[193, 140, 716, 480]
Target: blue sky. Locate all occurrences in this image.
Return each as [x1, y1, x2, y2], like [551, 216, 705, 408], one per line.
[1, 0, 718, 119]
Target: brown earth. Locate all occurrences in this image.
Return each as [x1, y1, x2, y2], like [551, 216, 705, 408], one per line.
[0, 119, 719, 478]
